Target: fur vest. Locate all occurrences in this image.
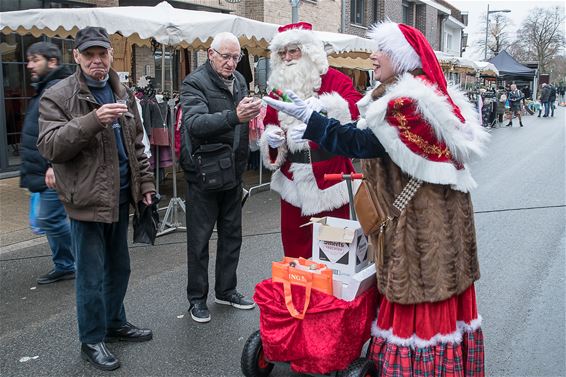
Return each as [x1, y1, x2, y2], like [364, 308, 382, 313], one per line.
[360, 73, 487, 304]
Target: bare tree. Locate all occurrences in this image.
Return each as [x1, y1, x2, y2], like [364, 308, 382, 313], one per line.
[511, 6, 565, 73]
[475, 12, 513, 59]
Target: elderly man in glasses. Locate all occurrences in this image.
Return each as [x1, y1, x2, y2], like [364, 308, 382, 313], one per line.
[180, 32, 261, 323]
[259, 22, 362, 259]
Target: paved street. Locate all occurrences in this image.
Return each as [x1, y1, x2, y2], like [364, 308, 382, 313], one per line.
[0, 108, 564, 377]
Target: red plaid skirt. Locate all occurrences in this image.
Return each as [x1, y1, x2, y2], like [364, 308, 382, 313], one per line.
[368, 284, 484, 376]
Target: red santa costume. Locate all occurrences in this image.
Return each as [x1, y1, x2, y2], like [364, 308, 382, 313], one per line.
[353, 23, 488, 376]
[260, 22, 362, 259]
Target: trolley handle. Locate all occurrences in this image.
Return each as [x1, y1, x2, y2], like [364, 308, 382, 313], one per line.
[323, 173, 364, 182]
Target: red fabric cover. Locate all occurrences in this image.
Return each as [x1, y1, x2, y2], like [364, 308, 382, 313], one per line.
[280, 199, 350, 259]
[369, 329, 484, 377]
[278, 22, 313, 33]
[385, 95, 464, 169]
[398, 23, 465, 123]
[254, 279, 378, 374]
[174, 106, 182, 157]
[369, 285, 484, 376]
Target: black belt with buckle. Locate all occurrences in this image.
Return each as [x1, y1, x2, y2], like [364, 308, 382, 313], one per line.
[288, 148, 335, 164]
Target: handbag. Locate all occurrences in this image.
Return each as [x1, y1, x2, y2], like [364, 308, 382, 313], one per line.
[272, 257, 333, 319]
[354, 178, 422, 264]
[132, 193, 161, 245]
[182, 124, 241, 192]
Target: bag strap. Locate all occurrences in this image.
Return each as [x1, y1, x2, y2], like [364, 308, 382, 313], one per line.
[392, 177, 422, 214]
[282, 278, 312, 320]
[185, 123, 241, 162]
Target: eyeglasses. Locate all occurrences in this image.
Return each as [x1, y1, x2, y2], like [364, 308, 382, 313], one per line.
[212, 48, 243, 63]
[277, 45, 301, 59]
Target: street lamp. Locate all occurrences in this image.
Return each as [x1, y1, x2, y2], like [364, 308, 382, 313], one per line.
[484, 4, 511, 60]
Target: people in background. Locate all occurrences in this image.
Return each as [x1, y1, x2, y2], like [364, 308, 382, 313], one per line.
[506, 84, 524, 127]
[38, 26, 155, 371]
[539, 83, 551, 117]
[19, 42, 75, 285]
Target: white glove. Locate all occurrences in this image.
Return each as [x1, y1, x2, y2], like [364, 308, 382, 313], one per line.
[265, 128, 285, 148]
[304, 97, 326, 114]
[289, 123, 307, 143]
[262, 90, 313, 124]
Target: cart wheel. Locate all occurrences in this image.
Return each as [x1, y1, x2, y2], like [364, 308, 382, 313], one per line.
[340, 357, 377, 377]
[241, 330, 274, 377]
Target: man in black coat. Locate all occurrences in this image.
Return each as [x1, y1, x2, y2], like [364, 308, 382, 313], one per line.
[19, 42, 74, 284]
[180, 32, 261, 323]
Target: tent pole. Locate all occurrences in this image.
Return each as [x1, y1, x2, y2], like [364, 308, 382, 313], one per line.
[157, 45, 186, 237]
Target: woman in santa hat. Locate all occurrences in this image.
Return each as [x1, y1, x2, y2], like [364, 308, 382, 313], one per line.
[264, 21, 488, 376]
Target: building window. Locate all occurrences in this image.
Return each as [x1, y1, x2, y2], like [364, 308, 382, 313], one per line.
[350, 0, 366, 26]
[402, 1, 410, 25]
[446, 33, 453, 51]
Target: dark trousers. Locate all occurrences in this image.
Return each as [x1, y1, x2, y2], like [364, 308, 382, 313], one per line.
[185, 182, 242, 304]
[70, 202, 131, 343]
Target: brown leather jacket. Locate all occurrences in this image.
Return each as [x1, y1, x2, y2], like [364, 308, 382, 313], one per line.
[38, 68, 155, 223]
[363, 157, 480, 304]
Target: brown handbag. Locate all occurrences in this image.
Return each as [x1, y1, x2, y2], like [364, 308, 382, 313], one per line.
[353, 180, 391, 236]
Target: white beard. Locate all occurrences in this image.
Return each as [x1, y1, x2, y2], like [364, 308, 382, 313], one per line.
[268, 57, 322, 99]
[268, 58, 322, 152]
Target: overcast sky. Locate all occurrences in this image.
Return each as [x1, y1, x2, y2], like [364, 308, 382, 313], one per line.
[448, 0, 565, 60]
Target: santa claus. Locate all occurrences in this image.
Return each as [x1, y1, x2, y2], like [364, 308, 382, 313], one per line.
[260, 22, 362, 259]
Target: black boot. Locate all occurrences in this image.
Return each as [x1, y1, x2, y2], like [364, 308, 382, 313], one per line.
[506, 121, 513, 127]
[81, 342, 120, 371]
[520, 122, 524, 127]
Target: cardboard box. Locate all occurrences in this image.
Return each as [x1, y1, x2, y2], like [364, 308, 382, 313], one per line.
[333, 263, 376, 301]
[310, 217, 369, 276]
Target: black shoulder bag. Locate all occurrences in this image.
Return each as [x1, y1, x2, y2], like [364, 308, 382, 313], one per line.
[185, 125, 241, 192]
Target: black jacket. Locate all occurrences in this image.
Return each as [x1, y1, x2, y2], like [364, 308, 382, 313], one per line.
[180, 60, 249, 180]
[20, 65, 70, 192]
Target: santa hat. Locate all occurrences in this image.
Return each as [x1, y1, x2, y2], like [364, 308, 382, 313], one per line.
[368, 22, 464, 122]
[269, 22, 329, 75]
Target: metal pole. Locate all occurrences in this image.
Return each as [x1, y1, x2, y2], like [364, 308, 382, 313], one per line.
[290, 0, 300, 23]
[484, 4, 489, 60]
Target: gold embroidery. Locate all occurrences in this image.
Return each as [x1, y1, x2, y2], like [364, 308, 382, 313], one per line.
[401, 130, 452, 159]
[393, 98, 405, 109]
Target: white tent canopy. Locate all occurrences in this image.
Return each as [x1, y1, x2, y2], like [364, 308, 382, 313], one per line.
[0, 1, 374, 59]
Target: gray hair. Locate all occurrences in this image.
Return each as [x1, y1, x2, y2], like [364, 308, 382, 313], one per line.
[210, 32, 240, 50]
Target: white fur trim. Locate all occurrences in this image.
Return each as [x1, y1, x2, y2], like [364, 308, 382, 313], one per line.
[356, 87, 375, 118]
[259, 125, 288, 170]
[319, 92, 352, 124]
[370, 315, 483, 348]
[269, 29, 329, 76]
[367, 22, 421, 74]
[269, 163, 354, 216]
[364, 74, 489, 192]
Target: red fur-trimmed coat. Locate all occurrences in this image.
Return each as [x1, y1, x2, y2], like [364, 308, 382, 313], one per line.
[260, 68, 362, 216]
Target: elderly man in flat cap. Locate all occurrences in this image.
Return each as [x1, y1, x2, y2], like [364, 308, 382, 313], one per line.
[38, 26, 155, 371]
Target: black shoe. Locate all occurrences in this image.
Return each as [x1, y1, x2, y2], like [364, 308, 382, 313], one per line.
[543, 115, 548, 117]
[505, 122, 512, 127]
[215, 291, 256, 310]
[189, 301, 211, 323]
[520, 122, 524, 127]
[37, 269, 75, 285]
[106, 322, 153, 343]
[81, 342, 120, 371]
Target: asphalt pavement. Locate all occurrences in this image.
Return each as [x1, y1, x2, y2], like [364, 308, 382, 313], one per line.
[0, 107, 564, 376]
